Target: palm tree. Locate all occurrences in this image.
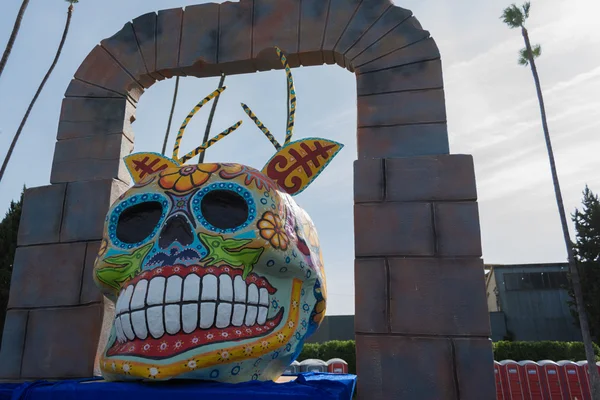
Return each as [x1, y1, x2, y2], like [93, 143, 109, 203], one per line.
[0, 1, 78, 185]
[502, 3, 600, 398]
[0, 0, 30, 79]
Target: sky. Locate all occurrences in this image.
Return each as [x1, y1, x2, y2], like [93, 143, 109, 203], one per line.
[0, 0, 599, 316]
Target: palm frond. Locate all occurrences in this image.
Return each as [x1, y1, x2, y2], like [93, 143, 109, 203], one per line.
[522, 1, 531, 19]
[501, 3, 528, 28]
[518, 51, 529, 66]
[501, 4, 524, 28]
[518, 44, 541, 66]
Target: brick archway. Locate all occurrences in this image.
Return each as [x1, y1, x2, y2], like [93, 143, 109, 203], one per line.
[0, 0, 495, 397]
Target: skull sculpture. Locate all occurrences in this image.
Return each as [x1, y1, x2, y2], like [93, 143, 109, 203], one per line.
[93, 48, 343, 383]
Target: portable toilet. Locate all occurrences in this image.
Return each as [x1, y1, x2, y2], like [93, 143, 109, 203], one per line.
[494, 361, 506, 400]
[299, 359, 327, 373]
[500, 360, 525, 400]
[557, 360, 585, 400]
[283, 360, 300, 375]
[518, 360, 543, 400]
[538, 360, 564, 399]
[327, 358, 348, 374]
[575, 361, 591, 400]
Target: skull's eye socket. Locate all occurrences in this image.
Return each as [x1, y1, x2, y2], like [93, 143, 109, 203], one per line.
[201, 190, 249, 230]
[116, 201, 163, 244]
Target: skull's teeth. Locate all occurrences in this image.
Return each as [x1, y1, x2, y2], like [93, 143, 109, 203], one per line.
[114, 273, 270, 342]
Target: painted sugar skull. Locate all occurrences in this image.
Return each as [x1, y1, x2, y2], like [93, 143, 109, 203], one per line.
[93, 48, 343, 383]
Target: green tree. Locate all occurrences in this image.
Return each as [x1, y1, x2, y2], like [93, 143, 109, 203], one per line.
[501, 3, 600, 397]
[0, 1, 78, 185]
[571, 187, 600, 344]
[0, 0, 31, 79]
[0, 187, 24, 342]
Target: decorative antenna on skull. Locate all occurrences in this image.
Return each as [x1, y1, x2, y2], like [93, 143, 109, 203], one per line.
[123, 85, 243, 184]
[241, 47, 296, 150]
[240, 47, 344, 197]
[173, 87, 242, 164]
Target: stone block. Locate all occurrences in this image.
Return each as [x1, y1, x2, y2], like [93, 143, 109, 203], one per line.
[64, 79, 125, 99]
[354, 158, 384, 203]
[385, 155, 477, 202]
[21, 304, 103, 379]
[179, 3, 219, 77]
[355, 37, 440, 73]
[51, 158, 128, 186]
[354, 258, 387, 333]
[358, 124, 449, 159]
[351, 17, 429, 69]
[435, 202, 482, 257]
[61, 179, 129, 243]
[388, 258, 490, 336]
[322, 0, 362, 64]
[334, 0, 391, 67]
[354, 202, 434, 257]
[132, 12, 164, 81]
[51, 134, 132, 184]
[345, 6, 412, 62]
[17, 184, 66, 246]
[81, 241, 103, 304]
[453, 338, 496, 400]
[355, 335, 456, 400]
[74, 45, 144, 101]
[8, 243, 87, 309]
[298, 0, 329, 66]
[156, 8, 184, 78]
[253, 0, 300, 70]
[101, 22, 155, 88]
[357, 89, 446, 127]
[218, 0, 255, 75]
[57, 97, 135, 142]
[0, 310, 28, 379]
[357, 59, 443, 95]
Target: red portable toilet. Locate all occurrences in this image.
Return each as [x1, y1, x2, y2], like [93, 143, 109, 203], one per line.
[558, 360, 584, 400]
[326, 358, 348, 374]
[500, 360, 525, 400]
[494, 361, 507, 400]
[538, 360, 564, 400]
[519, 361, 543, 400]
[576, 361, 591, 400]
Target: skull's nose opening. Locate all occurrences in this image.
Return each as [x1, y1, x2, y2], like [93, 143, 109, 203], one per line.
[159, 215, 194, 249]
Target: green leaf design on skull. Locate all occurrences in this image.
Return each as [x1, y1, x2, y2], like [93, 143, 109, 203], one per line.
[95, 242, 153, 291]
[198, 233, 264, 279]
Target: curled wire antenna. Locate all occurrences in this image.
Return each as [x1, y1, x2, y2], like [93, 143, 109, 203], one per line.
[241, 46, 296, 149]
[172, 86, 242, 164]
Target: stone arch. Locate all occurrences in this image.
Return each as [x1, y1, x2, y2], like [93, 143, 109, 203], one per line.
[0, 0, 495, 397]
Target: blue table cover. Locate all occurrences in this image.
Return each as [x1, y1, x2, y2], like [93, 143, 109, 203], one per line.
[1, 373, 356, 400]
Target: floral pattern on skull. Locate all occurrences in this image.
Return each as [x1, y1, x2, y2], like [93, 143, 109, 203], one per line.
[93, 158, 335, 383]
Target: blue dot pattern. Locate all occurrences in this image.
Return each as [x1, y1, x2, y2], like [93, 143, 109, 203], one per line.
[192, 183, 256, 234]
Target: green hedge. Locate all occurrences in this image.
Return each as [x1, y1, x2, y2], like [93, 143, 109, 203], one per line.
[296, 340, 600, 372]
[297, 340, 356, 374]
[493, 341, 600, 362]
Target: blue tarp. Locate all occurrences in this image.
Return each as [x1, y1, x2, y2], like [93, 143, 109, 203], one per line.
[1, 373, 356, 400]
